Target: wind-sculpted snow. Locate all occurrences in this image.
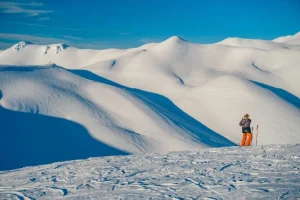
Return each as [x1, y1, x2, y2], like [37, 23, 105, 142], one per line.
[0, 145, 299, 199]
[251, 81, 300, 109]
[0, 65, 234, 170]
[71, 69, 235, 147]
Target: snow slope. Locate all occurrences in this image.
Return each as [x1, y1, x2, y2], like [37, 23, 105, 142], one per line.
[273, 31, 300, 45]
[0, 144, 299, 199]
[1, 34, 300, 171]
[0, 41, 155, 69]
[0, 65, 234, 171]
[84, 36, 300, 144]
[218, 37, 290, 50]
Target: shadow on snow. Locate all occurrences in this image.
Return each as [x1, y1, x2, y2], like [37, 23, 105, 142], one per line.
[0, 65, 46, 72]
[71, 69, 236, 148]
[0, 65, 236, 171]
[251, 81, 300, 109]
[0, 106, 128, 171]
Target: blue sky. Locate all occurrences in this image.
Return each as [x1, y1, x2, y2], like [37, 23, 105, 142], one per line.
[0, 0, 299, 50]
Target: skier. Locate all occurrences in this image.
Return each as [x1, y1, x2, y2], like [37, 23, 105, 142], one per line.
[239, 114, 252, 146]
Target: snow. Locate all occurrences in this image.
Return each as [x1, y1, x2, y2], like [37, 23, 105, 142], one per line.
[13, 41, 33, 51]
[0, 65, 234, 171]
[218, 37, 290, 50]
[0, 42, 152, 68]
[0, 34, 300, 172]
[273, 32, 300, 45]
[0, 144, 299, 199]
[83, 35, 300, 145]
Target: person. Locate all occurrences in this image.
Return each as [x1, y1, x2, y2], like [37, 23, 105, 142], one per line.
[239, 114, 252, 146]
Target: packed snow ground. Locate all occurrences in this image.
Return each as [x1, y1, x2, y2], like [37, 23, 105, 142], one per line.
[0, 144, 299, 199]
[0, 32, 300, 171]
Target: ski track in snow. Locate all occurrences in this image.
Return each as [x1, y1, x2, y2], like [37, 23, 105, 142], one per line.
[0, 145, 299, 200]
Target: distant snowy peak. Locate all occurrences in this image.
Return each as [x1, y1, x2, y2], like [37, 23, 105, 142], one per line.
[55, 43, 69, 50]
[11, 41, 70, 54]
[151, 36, 189, 53]
[273, 32, 300, 44]
[14, 41, 33, 51]
[44, 43, 69, 54]
[161, 36, 188, 45]
[218, 37, 289, 50]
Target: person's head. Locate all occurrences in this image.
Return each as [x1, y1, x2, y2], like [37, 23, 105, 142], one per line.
[244, 114, 249, 119]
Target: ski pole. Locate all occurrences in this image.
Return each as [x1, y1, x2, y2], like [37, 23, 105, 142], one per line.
[251, 127, 253, 146]
[256, 125, 259, 146]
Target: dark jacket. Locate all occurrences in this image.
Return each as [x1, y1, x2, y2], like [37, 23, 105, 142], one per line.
[239, 118, 251, 128]
[239, 118, 251, 133]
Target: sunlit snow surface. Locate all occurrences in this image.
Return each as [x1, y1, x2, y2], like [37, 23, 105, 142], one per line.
[1, 145, 299, 199]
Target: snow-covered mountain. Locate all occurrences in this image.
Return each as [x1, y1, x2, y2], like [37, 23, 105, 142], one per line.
[0, 33, 300, 171]
[273, 31, 300, 45]
[0, 64, 235, 171]
[0, 144, 299, 199]
[0, 40, 151, 68]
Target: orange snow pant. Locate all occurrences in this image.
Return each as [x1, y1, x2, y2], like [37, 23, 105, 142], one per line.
[240, 133, 253, 146]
